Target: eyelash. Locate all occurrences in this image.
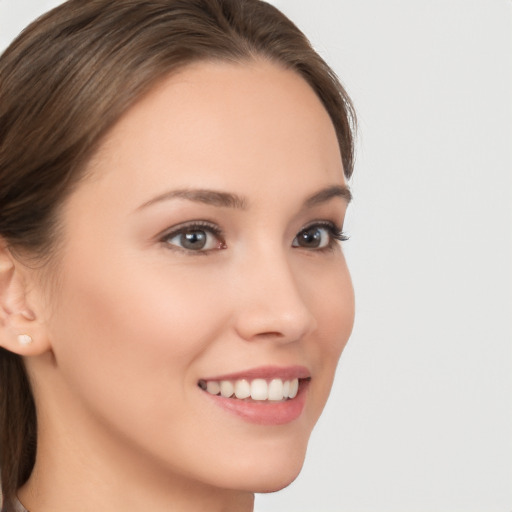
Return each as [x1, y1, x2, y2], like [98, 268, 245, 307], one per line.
[159, 220, 348, 254]
[293, 221, 349, 253]
[303, 221, 349, 245]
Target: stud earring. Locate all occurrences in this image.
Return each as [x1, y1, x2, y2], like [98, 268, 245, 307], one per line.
[18, 334, 33, 346]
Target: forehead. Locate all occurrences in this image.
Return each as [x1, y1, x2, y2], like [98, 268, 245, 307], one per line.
[83, 60, 345, 206]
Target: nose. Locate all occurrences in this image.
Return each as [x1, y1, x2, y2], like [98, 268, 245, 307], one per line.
[232, 251, 317, 344]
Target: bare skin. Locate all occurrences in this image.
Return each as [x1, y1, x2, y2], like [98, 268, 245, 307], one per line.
[1, 60, 354, 512]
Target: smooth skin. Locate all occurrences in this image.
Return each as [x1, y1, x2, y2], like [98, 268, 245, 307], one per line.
[1, 60, 354, 512]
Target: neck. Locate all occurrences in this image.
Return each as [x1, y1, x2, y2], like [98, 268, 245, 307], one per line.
[19, 445, 254, 512]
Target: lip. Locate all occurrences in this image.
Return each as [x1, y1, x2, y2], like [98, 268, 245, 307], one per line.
[199, 365, 311, 426]
[200, 365, 311, 382]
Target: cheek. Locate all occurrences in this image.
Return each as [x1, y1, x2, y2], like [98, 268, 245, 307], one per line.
[303, 260, 354, 412]
[324, 270, 354, 358]
[307, 256, 354, 351]
[45, 252, 226, 413]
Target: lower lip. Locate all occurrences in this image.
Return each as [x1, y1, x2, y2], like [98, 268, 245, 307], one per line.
[202, 380, 309, 426]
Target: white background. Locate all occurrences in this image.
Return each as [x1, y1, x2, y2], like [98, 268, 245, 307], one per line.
[1, 1, 511, 511]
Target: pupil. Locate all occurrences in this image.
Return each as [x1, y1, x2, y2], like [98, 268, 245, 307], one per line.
[182, 230, 207, 250]
[300, 228, 321, 247]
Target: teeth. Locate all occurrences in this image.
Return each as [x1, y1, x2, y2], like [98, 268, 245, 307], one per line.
[234, 379, 251, 399]
[206, 381, 220, 395]
[220, 380, 234, 398]
[268, 378, 284, 401]
[283, 380, 290, 398]
[289, 378, 299, 399]
[251, 379, 268, 400]
[201, 377, 301, 401]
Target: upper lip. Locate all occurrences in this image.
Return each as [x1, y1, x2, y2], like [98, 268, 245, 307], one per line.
[200, 365, 311, 382]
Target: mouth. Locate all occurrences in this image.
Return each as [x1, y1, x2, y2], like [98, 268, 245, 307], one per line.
[198, 377, 304, 402]
[197, 366, 311, 425]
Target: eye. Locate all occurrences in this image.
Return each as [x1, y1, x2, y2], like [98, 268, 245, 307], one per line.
[161, 222, 226, 252]
[292, 222, 347, 250]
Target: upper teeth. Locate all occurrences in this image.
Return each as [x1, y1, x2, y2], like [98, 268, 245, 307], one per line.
[201, 378, 299, 401]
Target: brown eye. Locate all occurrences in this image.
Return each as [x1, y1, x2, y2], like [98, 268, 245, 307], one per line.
[292, 225, 330, 249]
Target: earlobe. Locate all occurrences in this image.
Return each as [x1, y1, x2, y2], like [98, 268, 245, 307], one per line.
[0, 240, 51, 356]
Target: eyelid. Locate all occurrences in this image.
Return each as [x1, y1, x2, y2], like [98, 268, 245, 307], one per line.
[299, 220, 348, 240]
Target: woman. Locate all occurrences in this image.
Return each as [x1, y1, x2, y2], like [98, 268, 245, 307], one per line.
[0, 0, 355, 510]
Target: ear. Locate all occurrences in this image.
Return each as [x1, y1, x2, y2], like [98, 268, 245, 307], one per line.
[0, 240, 51, 356]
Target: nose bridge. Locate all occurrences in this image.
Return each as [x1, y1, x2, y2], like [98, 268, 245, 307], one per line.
[233, 244, 317, 342]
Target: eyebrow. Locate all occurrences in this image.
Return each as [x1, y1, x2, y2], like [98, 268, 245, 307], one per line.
[137, 188, 248, 211]
[137, 184, 351, 211]
[304, 185, 352, 207]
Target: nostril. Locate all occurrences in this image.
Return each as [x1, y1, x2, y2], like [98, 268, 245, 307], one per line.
[255, 331, 284, 339]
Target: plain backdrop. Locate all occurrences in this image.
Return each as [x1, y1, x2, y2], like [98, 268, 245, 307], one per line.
[1, 1, 511, 511]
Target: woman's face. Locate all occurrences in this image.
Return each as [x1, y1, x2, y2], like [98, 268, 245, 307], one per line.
[34, 60, 354, 493]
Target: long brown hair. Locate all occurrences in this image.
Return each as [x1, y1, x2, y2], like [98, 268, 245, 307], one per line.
[0, 0, 355, 507]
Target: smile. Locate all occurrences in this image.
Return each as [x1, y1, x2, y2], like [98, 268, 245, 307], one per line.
[197, 366, 311, 425]
[198, 377, 301, 402]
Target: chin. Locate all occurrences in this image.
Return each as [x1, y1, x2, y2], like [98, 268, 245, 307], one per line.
[249, 466, 303, 494]
[227, 442, 308, 494]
